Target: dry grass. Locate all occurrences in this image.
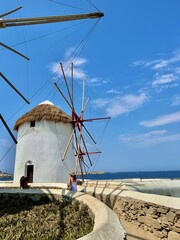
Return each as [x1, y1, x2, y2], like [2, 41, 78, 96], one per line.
[0, 193, 93, 240]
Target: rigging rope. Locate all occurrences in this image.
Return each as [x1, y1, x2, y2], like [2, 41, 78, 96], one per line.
[0, 142, 15, 162]
[54, 17, 100, 89]
[82, 0, 101, 13]
[30, 20, 93, 59]
[65, 19, 100, 64]
[47, 19, 100, 101]
[96, 118, 110, 144]
[49, 0, 91, 12]
[29, 65, 61, 102]
[55, 122, 72, 174]
[0, 64, 61, 130]
[0, 20, 89, 51]
[17, 0, 29, 99]
[0, 103, 26, 130]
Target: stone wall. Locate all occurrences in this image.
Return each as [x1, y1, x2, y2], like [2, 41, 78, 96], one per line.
[113, 196, 180, 240]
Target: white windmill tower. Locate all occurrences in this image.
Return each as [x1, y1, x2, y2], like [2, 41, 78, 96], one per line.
[13, 100, 75, 183]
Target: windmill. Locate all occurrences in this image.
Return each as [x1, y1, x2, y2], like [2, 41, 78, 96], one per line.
[1, 3, 107, 180]
[54, 63, 110, 181]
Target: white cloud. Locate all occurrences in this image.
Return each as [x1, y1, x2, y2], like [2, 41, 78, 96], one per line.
[152, 73, 177, 86]
[94, 98, 109, 108]
[50, 60, 87, 80]
[64, 47, 88, 64]
[140, 111, 180, 127]
[64, 47, 75, 59]
[88, 77, 108, 87]
[152, 51, 180, 70]
[175, 67, 180, 74]
[133, 50, 180, 92]
[151, 60, 168, 70]
[73, 57, 88, 66]
[106, 89, 122, 94]
[119, 130, 180, 146]
[132, 59, 147, 67]
[49, 46, 88, 80]
[94, 92, 149, 118]
[49, 46, 109, 86]
[171, 95, 180, 106]
[134, 50, 180, 70]
[154, 83, 179, 92]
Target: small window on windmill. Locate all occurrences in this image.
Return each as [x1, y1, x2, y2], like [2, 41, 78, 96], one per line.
[30, 121, 35, 128]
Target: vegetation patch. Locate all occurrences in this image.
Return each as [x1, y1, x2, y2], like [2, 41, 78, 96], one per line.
[0, 193, 93, 240]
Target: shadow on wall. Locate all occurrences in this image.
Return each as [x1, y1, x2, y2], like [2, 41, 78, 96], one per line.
[82, 180, 146, 209]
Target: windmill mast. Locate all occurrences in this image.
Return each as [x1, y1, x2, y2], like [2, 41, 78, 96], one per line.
[0, 11, 104, 28]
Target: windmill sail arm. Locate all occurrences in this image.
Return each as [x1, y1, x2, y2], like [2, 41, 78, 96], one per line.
[82, 123, 96, 144]
[79, 159, 84, 182]
[71, 117, 111, 124]
[81, 158, 89, 168]
[81, 135, 92, 166]
[82, 97, 90, 113]
[82, 116, 111, 122]
[61, 130, 74, 161]
[60, 63, 73, 106]
[0, 114, 17, 144]
[54, 83, 73, 110]
[0, 12, 104, 28]
[0, 72, 30, 104]
[0, 6, 22, 18]
[83, 151, 101, 155]
[0, 42, 29, 60]
[71, 63, 74, 108]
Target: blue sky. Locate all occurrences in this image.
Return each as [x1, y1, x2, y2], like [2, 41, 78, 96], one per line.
[1, 0, 180, 173]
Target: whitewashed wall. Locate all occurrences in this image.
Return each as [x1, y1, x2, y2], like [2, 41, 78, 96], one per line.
[14, 120, 75, 184]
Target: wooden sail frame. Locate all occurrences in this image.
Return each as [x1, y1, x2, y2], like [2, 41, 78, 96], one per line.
[0, 11, 104, 28]
[0, 114, 17, 144]
[0, 72, 30, 144]
[54, 62, 110, 181]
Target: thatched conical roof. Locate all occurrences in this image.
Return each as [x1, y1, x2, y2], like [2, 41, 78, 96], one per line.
[14, 100, 71, 131]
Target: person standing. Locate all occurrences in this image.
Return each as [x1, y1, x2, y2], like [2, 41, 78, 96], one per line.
[67, 172, 77, 191]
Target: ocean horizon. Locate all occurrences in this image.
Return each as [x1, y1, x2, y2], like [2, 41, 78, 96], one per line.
[1, 170, 180, 182]
[82, 170, 180, 180]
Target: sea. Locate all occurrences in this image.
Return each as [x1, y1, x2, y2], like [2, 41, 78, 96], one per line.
[1, 170, 180, 181]
[81, 170, 180, 180]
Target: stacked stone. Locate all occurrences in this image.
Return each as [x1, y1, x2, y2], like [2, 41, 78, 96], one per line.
[113, 197, 180, 240]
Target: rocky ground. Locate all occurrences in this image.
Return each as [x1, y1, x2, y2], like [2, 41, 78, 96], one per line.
[0, 193, 93, 240]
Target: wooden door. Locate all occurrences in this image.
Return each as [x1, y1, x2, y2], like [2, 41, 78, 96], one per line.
[27, 165, 34, 183]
